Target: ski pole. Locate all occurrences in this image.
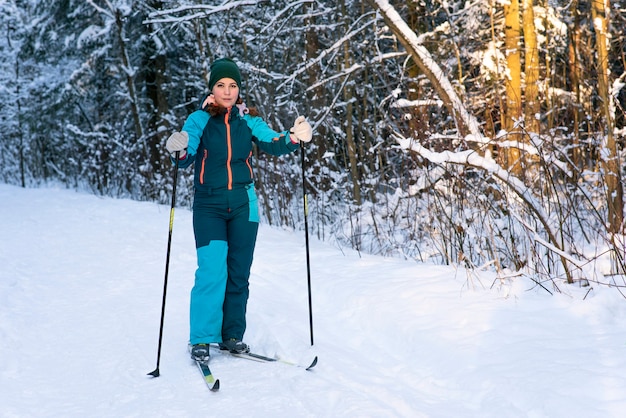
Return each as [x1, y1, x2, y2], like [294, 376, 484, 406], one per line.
[148, 151, 180, 378]
[300, 143, 314, 346]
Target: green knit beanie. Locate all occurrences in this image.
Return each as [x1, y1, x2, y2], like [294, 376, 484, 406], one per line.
[208, 58, 242, 90]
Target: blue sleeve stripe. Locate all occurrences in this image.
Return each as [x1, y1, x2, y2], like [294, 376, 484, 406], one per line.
[182, 110, 209, 156]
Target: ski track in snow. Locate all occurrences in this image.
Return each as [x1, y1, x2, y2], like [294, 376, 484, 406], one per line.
[1, 184, 626, 417]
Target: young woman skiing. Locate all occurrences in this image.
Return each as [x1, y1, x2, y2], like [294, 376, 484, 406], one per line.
[164, 58, 312, 361]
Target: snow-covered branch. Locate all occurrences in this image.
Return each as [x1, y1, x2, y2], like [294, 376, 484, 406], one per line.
[276, 15, 376, 91]
[369, 0, 483, 138]
[253, 0, 315, 38]
[305, 51, 406, 92]
[86, 0, 114, 19]
[144, 0, 261, 24]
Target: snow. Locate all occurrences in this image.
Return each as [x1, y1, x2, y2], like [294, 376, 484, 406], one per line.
[2, 183, 626, 417]
[76, 25, 105, 49]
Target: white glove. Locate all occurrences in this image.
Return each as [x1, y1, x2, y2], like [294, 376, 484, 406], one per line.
[290, 116, 312, 143]
[166, 131, 189, 157]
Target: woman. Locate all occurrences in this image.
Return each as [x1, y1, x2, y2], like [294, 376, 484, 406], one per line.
[165, 58, 312, 361]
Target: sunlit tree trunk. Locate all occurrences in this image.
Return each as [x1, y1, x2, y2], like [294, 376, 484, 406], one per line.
[592, 0, 623, 233]
[522, 0, 540, 134]
[566, 1, 583, 170]
[503, 0, 522, 176]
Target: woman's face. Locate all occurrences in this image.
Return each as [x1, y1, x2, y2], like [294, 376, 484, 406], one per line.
[211, 78, 239, 108]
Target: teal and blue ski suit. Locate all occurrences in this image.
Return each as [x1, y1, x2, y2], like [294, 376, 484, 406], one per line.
[176, 106, 299, 345]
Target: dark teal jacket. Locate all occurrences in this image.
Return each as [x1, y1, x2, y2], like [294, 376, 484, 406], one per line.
[177, 107, 299, 191]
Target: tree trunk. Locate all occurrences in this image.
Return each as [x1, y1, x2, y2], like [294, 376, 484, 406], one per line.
[567, 0, 582, 170]
[114, 9, 145, 153]
[503, 0, 523, 176]
[522, 0, 540, 134]
[592, 0, 623, 234]
[341, 0, 361, 205]
[17, 58, 25, 187]
[143, 1, 169, 176]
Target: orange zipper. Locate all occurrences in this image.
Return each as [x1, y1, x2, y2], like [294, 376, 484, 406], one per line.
[200, 149, 208, 185]
[225, 108, 233, 190]
[246, 151, 253, 178]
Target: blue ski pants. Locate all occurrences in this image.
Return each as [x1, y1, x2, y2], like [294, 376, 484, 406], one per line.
[189, 184, 259, 345]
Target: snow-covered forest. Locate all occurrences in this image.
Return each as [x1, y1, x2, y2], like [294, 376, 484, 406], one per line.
[2, 1, 626, 291]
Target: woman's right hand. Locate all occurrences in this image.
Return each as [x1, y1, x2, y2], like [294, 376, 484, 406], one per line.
[166, 131, 189, 157]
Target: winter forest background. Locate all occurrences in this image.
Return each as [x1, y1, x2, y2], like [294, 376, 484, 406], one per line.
[2, 0, 626, 294]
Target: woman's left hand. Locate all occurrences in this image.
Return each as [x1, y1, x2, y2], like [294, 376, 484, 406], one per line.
[290, 116, 312, 143]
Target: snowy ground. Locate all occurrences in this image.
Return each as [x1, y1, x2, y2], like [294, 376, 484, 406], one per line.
[1, 183, 626, 417]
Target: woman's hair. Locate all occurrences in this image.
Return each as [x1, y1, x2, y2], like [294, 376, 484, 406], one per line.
[205, 97, 259, 117]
